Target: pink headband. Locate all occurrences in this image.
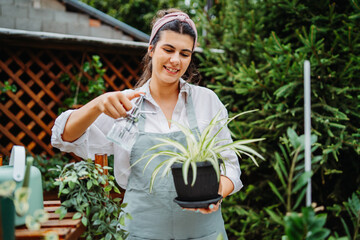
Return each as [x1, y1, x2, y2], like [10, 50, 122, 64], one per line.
[149, 12, 198, 49]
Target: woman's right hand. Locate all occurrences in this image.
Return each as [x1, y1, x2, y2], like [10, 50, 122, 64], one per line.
[96, 91, 144, 119]
[62, 91, 144, 142]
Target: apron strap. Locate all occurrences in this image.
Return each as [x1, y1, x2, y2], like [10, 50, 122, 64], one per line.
[137, 88, 199, 132]
[185, 91, 199, 130]
[138, 100, 147, 132]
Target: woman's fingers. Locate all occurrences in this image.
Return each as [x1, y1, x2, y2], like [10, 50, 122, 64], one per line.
[103, 102, 124, 119]
[182, 201, 220, 215]
[97, 93, 126, 118]
[116, 91, 145, 112]
[198, 202, 220, 214]
[126, 91, 145, 101]
[97, 91, 144, 119]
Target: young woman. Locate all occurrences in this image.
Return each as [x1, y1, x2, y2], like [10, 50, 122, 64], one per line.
[52, 9, 242, 240]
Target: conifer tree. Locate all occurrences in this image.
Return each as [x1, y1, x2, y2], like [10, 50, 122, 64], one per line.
[80, 0, 189, 34]
[192, 0, 360, 238]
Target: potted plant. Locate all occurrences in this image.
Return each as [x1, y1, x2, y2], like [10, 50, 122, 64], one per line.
[136, 110, 265, 207]
[53, 159, 131, 240]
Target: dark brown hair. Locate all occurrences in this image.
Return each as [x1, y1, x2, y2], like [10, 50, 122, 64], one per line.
[135, 9, 199, 88]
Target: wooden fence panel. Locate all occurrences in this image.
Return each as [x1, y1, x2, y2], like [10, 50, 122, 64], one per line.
[0, 45, 142, 157]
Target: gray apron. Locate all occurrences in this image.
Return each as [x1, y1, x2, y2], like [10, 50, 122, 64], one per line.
[122, 93, 228, 240]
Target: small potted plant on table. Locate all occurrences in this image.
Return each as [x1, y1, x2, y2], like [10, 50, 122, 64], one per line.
[136, 110, 265, 208]
[53, 159, 130, 240]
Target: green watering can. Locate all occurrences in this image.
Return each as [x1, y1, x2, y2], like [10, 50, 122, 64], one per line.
[0, 145, 44, 239]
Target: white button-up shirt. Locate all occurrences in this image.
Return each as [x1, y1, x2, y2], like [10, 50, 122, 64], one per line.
[51, 79, 243, 194]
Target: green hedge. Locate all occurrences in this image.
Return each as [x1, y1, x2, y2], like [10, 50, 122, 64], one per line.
[192, 0, 360, 239]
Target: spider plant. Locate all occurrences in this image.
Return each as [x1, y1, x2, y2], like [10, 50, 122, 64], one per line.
[134, 109, 265, 192]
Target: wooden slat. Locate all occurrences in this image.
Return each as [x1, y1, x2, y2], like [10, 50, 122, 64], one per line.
[44, 200, 62, 206]
[45, 206, 62, 213]
[27, 142, 37, 152]
[65, 224, 86, 240]
[0, 144, 11, 156]
[100, 53, 134, 89]
[0, 45, 142, 157]
[28, 50, 71, 95]
[103, 70, 120, 91]
[15, 228, 71, 239]
[0, 102, 54, 155]
[0, 120, 24, 146]
[121, 56, 140, 80]
[60, 52, 88, 92]
[45, 51, 84, 92]
[0, 60, 57, 119]
[9, 49, 65, 105]
[0, 87, 52, 136]
[15, 200, 85, 240]
[48, 213, 75, 220]
[39, 219, 81, 228]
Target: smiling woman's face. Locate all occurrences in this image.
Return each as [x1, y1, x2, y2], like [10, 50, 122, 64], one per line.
[149, 30, 194, 86]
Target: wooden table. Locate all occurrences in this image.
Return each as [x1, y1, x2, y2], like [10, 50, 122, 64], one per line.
[15, 200, 85, 240]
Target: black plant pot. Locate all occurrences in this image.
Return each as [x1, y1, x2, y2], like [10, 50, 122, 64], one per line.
[171, 161, 222, 208]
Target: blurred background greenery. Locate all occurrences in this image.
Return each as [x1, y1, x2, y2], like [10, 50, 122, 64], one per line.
[41, 0, 360, 239]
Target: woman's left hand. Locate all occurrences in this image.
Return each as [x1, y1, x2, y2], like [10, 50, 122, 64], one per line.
[183, 176, 234, 214]
[183, 200, 222, 214]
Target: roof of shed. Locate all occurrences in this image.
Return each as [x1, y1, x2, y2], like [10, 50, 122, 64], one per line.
[0, 0, 149, 42]
[0, 27, 148, 53]
[60, 0, 150, 42]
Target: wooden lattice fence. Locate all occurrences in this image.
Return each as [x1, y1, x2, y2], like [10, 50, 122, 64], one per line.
[0, 45, 143, 157]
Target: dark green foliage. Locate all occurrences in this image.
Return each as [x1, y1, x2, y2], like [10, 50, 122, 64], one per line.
[222, 186, 283, 239]
[283, 207, 330, 240]
[80, 0, 190, 34]
[0, 80, 17, 102]
[59, 55, 106, 112]
[33, 154, 67, 192]
[0, 81, 17, 94]
[339, 191, 360, 240]
[191, 0, 360, 238]
[267, 128, 321, 213]
[194, 0, 359, 160]
[53, 159, 129, 240]
[44, 0, 359, 238]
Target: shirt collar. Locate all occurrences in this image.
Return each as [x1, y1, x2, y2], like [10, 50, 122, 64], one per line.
[138, 78, 191, 103]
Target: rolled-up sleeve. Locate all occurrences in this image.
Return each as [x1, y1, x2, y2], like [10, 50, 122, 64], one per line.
[220, 149, 243, 195]
[217, 107, 243, 195]
[51, 110, 114, 160]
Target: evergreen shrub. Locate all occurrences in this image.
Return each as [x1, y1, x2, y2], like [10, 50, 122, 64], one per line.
[192, 0, 360, 238]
